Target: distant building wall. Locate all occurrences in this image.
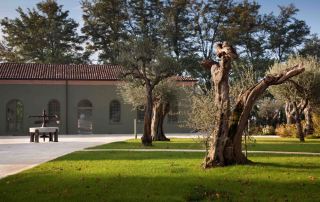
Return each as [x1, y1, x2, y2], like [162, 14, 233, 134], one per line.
[0, 80, 191, 135]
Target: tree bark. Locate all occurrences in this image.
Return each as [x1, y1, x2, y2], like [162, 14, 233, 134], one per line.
[285, 102, 295, 124]
[201, 42, 305, 168]
[203, 55, 232, 167]
[151, 100, 170, 141]
[292, 101, 305, 142]
[304, 103, 314, 135]
[142, 83, 153, 146]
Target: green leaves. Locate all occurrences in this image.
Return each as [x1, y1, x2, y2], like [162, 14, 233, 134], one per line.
[0, 0, 85, 63]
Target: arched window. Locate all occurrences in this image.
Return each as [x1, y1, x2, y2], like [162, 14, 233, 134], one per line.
[6, 99, 24, 132]
[77, 99, 93, 133]
[48, 99, 60, 120]
[168, 102, 179, 123]
[110, 100, 121, 123]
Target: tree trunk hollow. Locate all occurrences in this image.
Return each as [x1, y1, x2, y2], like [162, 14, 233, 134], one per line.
[151, 101, 170, 141]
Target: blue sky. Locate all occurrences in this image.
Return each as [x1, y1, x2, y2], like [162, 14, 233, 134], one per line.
[0, 0, 319, 35]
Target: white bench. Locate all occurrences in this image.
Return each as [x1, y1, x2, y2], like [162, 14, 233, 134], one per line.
[29, 127, 59, 143]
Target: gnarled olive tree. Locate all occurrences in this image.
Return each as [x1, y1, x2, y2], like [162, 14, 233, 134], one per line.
[201, 42, 304, 168]
[269, 56, 320, 141]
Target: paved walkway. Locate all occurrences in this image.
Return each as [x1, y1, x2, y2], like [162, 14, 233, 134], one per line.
[0, 134, 134, 179]
[0, 134, 291, 179]
[0, 133, 198, 179]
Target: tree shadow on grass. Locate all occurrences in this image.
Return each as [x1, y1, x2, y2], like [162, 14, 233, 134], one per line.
[89, 141, 204, 150]
[251, 139, 320, 144]
[252, 161, 320, 169]
[54, 150, 205, 161]
[1, 173, 319, 202]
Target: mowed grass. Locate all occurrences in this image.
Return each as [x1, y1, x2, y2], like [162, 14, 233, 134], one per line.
[247, 138, 320, 153]
[0, 137, 320, 201]
[88, 138, 206, 150]
[89, 137, 320, 153]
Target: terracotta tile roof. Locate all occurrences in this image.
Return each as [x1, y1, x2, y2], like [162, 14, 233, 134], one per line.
[0, 63, 197, 82]
[0, 63, 120, 80]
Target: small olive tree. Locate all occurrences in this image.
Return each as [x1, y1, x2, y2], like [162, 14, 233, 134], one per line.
[118, 78, 181, 141]
[268, 56, 320, 141]
[118, 38, 180, 146]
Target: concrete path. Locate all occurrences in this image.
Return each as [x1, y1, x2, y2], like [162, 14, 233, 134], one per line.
[0, 133, 198, 179]
[0, 134, 284, 179]
[0, 134, 133, 179]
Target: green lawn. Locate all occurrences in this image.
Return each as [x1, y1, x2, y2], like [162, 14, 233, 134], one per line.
[88, 138, 206, 150]
[89, 137, 320, 153]
[247, 138, 320, 153]
[1, 137, 320, 201]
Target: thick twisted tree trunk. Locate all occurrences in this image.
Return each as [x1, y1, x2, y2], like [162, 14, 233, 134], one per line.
[151, 100, 170, 141]
[142, 83, 153, 146]
[201, 42, 305, 168]
[203, 56, 232, 167]
[304, 104, 314, 135]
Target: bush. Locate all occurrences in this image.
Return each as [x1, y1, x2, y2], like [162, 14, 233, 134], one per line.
[275, 124, 296, 137]
[312, 114, 320, 136]
[248, 125, 263, 136]
[262, 125, 275, 135]
[312, 114, 320, 137]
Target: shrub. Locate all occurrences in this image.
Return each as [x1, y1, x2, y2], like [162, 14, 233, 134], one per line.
[262, 125, 275, 135]
[312, 114, 320, 137]
[275, 124, 296, 137]
[248, 125, 263, 136]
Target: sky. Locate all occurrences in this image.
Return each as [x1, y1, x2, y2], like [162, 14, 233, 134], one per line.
[0, 0, 319, 37]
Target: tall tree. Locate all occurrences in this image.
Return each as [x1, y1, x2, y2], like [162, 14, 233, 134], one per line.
[1, 0, 85, 63]
[81, 0, 128, 63]
[126, 0, 163, 42]
[185, 0, 233, 94]
[265, 4, 310, 62]
[161, 0, 191, 59]
[224, 0, 272, 77]
[300, 34, 320, 59]
[0, 41, 20, 62]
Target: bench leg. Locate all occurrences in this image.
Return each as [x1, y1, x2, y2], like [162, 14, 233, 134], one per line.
[35, 130, 39, 143]
[54, 130, 58, 142]
[30, 132, 35, 142]
[49, 132, 53, 141]
[42, 133, 46, 142]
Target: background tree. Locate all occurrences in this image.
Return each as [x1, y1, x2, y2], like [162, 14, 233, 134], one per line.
[299, 34, 320, 59]
[256, 97, 284, 127]
[1, 0, 85, 63]
[81, 0, 128, 63]
[161, 0, 192, 59]
[0, 41, 20, 62]
[268, 56, 320, 141]
[185, 0, 233, 94]
[265, 4, 310, 62]
[126, 0, 163, 43]
[224, 1, 272, 77]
